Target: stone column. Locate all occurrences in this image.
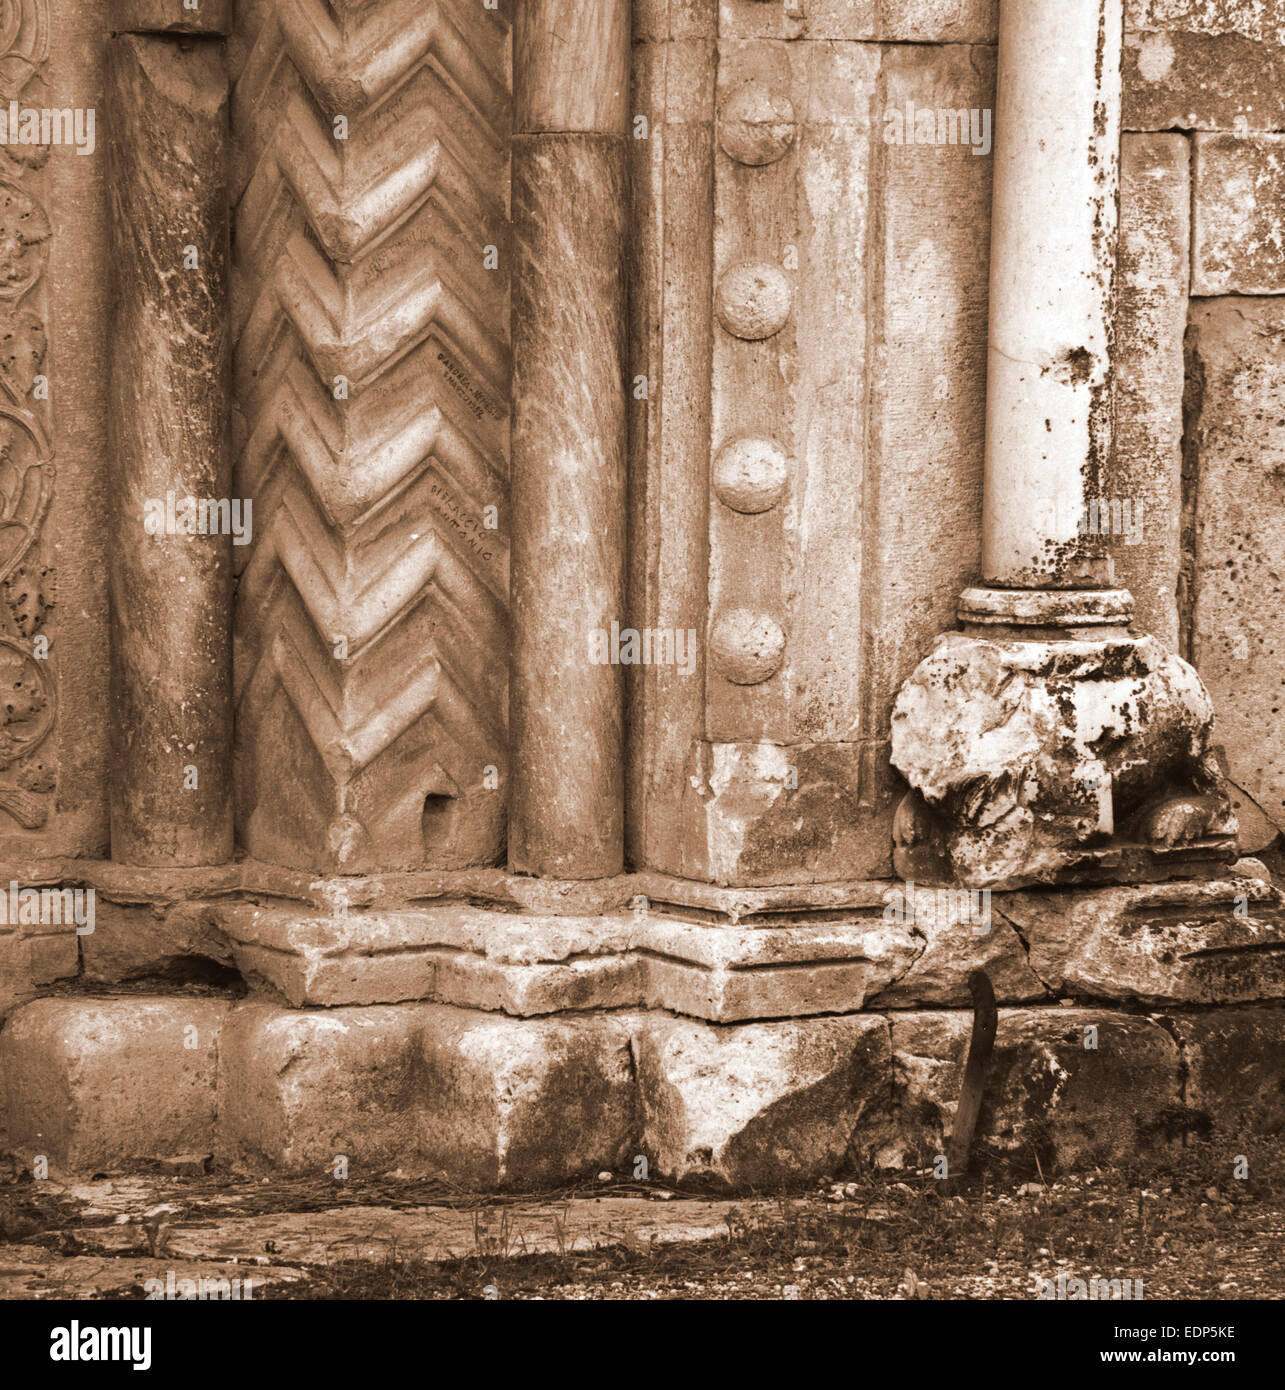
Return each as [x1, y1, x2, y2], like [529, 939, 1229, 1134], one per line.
[509, 0, 630, 878]
[890, 0, 1235, 888]
[981, 0, 1122, 599]
[106, 20, 234, 865]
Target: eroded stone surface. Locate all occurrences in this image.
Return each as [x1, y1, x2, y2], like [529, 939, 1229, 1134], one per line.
[890, 1008, 1184, 1170]
[216, 1003, 424, 1174]
[1124, 29, 1285, 131]
[1167, 1006, 1285, 1137]
[1194, 135, 1285, 295]
[416, 1009, 639, 1188]
[1111, 134, 1188, 651]
[999, 876, 1285, 1005]
[1, 997, 228, 1172]
[635, 1013, 892, 1188]
[891, 632, 1230, 887]
[1189, 300, 1285, 845]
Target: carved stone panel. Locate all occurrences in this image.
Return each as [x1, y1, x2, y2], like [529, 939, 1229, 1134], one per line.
[230, 0, 512, 873]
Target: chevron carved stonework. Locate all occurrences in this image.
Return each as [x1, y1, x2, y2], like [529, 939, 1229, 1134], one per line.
[230, 0, 511, 872]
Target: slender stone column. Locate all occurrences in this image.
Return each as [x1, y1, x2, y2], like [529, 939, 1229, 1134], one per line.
[510, 0, 630, 878]
[892, 0, 1235, 887]
[981, 0, 1123, 598]
[106, 34, 234, 865]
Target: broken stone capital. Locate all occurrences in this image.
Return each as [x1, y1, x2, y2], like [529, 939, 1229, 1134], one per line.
[890, 627, 1235, 889]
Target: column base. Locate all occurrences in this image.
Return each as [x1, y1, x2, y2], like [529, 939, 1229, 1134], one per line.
[2, 993, 1282, 1190]
[891, 626, 1238, 889]
[1, 862, 1283, 1189]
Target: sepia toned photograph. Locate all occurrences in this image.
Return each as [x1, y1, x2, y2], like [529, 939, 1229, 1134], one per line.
[0, 0, 1280, 1362]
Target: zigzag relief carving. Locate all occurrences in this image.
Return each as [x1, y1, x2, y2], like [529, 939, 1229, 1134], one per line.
[231, 0, 511, 872]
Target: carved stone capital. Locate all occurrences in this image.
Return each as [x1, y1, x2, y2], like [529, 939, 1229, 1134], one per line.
[890, 631, 1238, 889]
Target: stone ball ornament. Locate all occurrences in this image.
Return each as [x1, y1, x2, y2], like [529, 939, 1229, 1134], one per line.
[719, 81, 796, 166]
[710, 608, 786, 684]
[715, 261, 792, 340]
[712, 437, 789, 513]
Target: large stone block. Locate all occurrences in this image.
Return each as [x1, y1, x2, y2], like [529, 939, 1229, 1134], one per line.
[891, 1008, 1184, 1170]
[216, 1003, 426, 1173]
[1193, 135, 1285, 294]
[635, 1013, 892, 1188]
[866, 885, 1048, 1007]
[1189, 299, 1285, 840]
[0, 996, 227, 1172]
[998, 877, 1285, 1005]
[416, 1009, 639, 1188]
[1124, 29, 1285, 132]
[1111, 134, 1188, 650]
[1167, 1006, 1285, 1137]
[80, 898, 236, 984]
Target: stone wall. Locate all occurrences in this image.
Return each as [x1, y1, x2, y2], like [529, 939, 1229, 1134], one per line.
[1116, 0, 1285, 856]
[0, 0, 1283, 1189]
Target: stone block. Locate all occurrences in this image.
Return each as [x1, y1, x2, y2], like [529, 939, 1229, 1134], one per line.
[1127, 1, 1285, 43]
[1189, 299, 1285, 839]
[719, 0, 997, 42]
[1193, 135, 1285, 294]
[866, 885, 1048, 1007]
[80, 898, 236, 983]
[635, 1013, 892, 1188]
[999, 877, 1285, 1005]
[1167, 1006, 1285, 1136]
[416, 1009, 639, 1188]
[641, 913, 919, 1020]
[215, 1003, 425, 1173]
[1124, 30, 1285, 132]
[891, 1008, 1184, 1170]
[1111, 134, 1188, 650]
[0, 996, 227, 1172]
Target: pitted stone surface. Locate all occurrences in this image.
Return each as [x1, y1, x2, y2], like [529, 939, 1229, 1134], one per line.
[1, 997, 228, 1172]
[1124, 29, 1285, 131]
[715, 261, 792, 340]
[718, 80, 795, 165]
[634, 1013, 892, 1188]
[709, 609, 786, 684]
[891, 632, 1229, 887]
[1194, 135, 1285, 294]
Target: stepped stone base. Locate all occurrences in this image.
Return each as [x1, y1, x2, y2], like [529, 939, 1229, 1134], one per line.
[3, 863, 1282, 1188]
[2, 994, 1282, 1190]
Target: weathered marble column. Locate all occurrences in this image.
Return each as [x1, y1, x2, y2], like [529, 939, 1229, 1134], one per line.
[981, 0, 1121, 597]
[891, 0, 1235, 888]
[106, 27, 234, 865]
[509, 0, 630, 878]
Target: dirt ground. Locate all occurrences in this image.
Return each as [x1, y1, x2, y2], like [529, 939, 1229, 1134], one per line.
[0, 1138, 1281, 1301]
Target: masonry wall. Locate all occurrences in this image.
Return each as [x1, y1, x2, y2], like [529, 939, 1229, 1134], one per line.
[0, 0, 1281, 1016]
[630, 0, 1285, 884]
